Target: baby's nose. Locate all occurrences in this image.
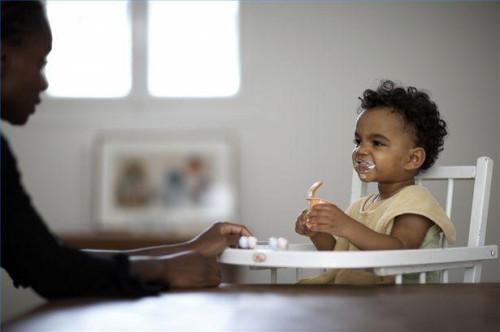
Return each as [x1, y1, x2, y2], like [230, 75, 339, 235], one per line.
[355, 145, 370, 155]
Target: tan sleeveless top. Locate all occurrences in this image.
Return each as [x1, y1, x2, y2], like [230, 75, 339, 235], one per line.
[298, 185, 456, 285]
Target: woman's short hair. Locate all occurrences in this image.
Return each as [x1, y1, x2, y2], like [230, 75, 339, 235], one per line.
[1, 0, 47, 46]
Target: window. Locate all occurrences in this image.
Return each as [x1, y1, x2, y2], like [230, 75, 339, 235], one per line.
[45, 1, 131, 98]
[148, 1, 240, 97]
[45, 1, 240, 99]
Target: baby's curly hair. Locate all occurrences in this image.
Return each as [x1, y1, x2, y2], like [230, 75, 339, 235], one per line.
[358, 80, 447, 170]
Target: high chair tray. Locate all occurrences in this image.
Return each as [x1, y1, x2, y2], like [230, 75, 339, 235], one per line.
[218, 244, 498, 271]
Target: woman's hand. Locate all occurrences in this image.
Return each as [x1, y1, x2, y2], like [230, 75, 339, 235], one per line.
[130, 250, 222, 288]
[190, 222, 252, 257]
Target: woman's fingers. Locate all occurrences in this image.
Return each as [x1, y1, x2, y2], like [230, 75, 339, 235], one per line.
[219, 222, 252, 237]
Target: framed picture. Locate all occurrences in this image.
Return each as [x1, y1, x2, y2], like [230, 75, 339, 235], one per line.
[93, 130, 238, 236]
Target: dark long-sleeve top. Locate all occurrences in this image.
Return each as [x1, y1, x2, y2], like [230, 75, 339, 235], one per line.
[1, 135, 163, 299]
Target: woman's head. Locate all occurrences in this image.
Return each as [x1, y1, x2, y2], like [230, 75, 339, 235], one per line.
[1, 0, 52, 125]
[358, 80, 448, 170]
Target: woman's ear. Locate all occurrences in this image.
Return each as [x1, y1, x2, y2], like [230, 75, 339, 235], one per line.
[405, 147, 426, 171]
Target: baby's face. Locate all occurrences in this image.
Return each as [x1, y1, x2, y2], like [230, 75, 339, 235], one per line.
[352, 107, 418, 183]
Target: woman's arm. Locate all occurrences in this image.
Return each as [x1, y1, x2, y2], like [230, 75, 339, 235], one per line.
[84, 222, 252, 258]
[83, 241, 192, 259]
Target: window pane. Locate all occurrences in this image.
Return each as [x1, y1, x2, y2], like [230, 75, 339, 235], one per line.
[46, 1, 131, 98]
[148, 1, 240, 98]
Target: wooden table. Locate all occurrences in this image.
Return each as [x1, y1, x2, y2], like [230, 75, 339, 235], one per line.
[3, 284, 499, 331]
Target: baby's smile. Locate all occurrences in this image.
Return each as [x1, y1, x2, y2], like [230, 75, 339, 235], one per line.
[354, 160, 376, 178]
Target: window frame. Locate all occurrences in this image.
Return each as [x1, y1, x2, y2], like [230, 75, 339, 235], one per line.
[43, 0, 241, 108]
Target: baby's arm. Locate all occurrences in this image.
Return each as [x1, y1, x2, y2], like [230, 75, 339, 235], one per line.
[310, 233, 336, 251]
[308, 203, 433, 250]
[295, 209, 336, 250]
[337, 213, 433, 250]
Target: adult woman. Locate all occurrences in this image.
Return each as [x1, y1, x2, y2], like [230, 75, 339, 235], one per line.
[1, 0, 251, 298]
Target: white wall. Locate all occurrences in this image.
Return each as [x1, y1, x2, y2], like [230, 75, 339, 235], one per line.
[2, 2, 499, 321]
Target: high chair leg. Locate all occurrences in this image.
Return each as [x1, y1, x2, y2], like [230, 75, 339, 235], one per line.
[271, 268, 277, 284]
[419, 272, 427, 284]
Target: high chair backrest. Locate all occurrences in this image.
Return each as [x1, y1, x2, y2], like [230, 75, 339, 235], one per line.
[350, 156, 494, 282]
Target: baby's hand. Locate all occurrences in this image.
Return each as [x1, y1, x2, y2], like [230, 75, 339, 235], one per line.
[307, 203, 352, 237]
[295, 209, 317, 237]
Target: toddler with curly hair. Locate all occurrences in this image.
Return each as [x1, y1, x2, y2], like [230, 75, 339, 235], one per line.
[295, 80, 456, 284]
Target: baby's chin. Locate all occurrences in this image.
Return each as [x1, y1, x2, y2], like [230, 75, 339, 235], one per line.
[358, 173, 369, 181]
[356, 169, 376, 181]
[355, 169, 375, 181]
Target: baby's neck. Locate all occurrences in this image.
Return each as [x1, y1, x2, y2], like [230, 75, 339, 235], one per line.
[377, 179, 415, 200]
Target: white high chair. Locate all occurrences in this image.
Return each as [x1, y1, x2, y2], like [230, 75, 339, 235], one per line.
[218, 157, 497, 284]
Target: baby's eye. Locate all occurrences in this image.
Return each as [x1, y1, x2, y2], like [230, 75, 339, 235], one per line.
[353, 138, 360, 147]
[373, 140, 385, 147]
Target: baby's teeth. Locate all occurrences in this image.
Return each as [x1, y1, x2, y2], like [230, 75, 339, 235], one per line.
[356, 161, 375, 172]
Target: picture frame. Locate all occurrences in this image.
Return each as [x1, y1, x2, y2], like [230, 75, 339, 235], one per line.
[93, 130, 238, 236]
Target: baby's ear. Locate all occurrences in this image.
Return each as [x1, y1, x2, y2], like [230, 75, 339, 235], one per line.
[405, 147, 426, 171]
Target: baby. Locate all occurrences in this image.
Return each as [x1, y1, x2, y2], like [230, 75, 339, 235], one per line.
[295, 80, 456, 284]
